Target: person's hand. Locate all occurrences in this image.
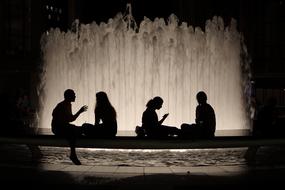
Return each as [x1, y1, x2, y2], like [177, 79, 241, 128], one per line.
[163, 113, 169, 119]
[79, 105, 88, 113]
[159, 113, 169, 125]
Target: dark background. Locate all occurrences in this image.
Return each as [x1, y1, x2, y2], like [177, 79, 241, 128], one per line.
[0, 0, 285, 107]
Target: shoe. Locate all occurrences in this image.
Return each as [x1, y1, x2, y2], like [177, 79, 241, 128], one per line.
[69, 155, 81, 165]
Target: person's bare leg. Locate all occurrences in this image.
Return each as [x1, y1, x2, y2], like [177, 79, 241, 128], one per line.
[69, 140, 81, 165]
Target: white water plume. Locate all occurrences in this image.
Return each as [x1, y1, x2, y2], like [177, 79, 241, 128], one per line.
[37, 5, 251, 135]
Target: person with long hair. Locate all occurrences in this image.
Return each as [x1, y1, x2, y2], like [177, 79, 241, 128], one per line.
[83, 91, 117, 138]
[141, 96, 180, 138]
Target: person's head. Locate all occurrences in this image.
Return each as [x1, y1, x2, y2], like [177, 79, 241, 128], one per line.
[95, 91, 116, 117]
[146, 96, 163, 110]
[64, 89, 76, 102]
[196, 91, 207, 105]
[96, 91, 109, 105]
[96, 91, 115, 111]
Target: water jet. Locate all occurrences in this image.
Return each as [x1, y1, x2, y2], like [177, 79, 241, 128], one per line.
[37, 4, 252, 136]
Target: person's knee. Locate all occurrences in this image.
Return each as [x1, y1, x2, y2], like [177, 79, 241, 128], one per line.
[181, 123, 190, 130]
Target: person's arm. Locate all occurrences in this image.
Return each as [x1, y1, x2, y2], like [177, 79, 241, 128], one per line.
[195, 106, 202, 124]
[94, 109, 100, 125]
[69, 105, 88, 122]
[158, 113, 169, 125]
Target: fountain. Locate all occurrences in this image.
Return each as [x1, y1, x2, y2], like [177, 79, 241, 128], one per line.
[37, 4, 252, 136]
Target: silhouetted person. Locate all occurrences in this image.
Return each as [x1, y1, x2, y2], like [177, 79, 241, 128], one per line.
[141, 96, 180, 138]
[83, 91, 117, 138]
[52, 89, 88, 165]
[181, 91, 216, 139]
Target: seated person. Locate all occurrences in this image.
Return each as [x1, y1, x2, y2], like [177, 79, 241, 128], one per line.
[83, 91, 117, 138]
[52, 89, 88, 165]
[139, 96, 180, 138]
[181, 91, 216, 139]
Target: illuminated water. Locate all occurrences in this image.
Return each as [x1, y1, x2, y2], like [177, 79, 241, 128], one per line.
[2, 145, 285, 167]
[38, 5, 251, 134]
[40, 147, 248, 166]
[0, 144, 247, 166]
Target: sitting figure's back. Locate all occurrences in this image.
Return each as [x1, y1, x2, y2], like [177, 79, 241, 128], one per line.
[180, 91, 216, 139]
[83, 91, 117, 138]
[195, 91, 216, 138]
[94, 91, 117, 137]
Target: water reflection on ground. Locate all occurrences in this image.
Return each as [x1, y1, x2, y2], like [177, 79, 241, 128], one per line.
[2, 145, 285, 167]
[73, 147, 248, 167]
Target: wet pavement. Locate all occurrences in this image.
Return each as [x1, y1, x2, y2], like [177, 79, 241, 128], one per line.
[1, 144, 285, 189]
[1, 161, 285, 189]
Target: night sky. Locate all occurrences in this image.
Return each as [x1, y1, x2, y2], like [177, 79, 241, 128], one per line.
[75, 0, 241, 29]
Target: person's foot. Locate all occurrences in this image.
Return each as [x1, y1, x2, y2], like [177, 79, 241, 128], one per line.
[69, 155, 81, 165]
